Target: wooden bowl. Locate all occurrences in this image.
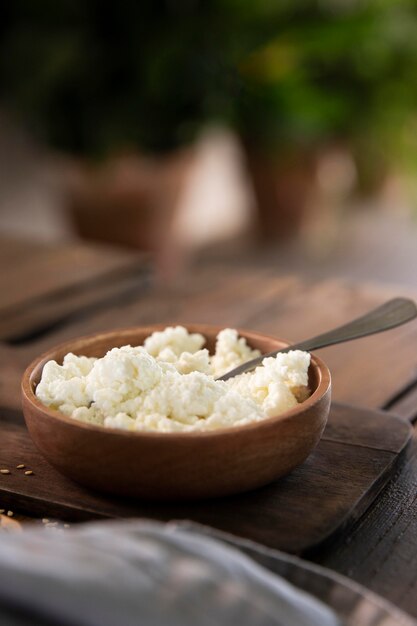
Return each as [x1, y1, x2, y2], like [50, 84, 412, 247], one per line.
[21, 325, 331, 500]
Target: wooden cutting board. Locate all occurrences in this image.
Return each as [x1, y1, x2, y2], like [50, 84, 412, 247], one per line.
[0, 403, 411, 554]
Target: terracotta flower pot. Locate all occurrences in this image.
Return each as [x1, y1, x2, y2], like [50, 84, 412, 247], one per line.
[66, 149, 194, 277]
[243, 144, 316, 241]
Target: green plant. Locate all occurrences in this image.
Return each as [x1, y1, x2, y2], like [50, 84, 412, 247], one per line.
[1, 0, 417, 176]
[232, 1, 417, 168]
[0, 1, 225, 155]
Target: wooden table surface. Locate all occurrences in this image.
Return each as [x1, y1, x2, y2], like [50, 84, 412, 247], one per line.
[1, 236, 417, 619]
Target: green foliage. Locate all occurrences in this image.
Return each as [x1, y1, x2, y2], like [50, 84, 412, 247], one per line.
[0, 0, 417, 165]
[233, 1, 417, 158]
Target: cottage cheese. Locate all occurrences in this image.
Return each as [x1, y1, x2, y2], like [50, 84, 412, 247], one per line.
[36, 326, 311, 433]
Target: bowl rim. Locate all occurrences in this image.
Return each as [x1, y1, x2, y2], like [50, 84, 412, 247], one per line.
[21, 324, 331, 440]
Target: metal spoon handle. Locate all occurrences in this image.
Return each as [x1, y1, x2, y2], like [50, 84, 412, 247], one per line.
[218, 297, 417, 381]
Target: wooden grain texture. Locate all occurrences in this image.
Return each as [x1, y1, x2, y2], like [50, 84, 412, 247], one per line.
[0, 236, 139, 311]
[194, 524, 416, 626]
[383, 373, 417, 422]
[1, 262, 416, 413]
[2, 238, 417, 618]
[0, 263, 150, 342]
[0, 404, 410, 554]
[313, 427, 417, 619]
[0, 237, 149, 342]
[387, 387, 417, 422]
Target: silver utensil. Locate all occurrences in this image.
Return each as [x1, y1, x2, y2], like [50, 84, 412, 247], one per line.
[218, 297, 417, 381]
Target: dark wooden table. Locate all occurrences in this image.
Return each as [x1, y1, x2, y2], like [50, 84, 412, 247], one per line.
[1, 236, 417, 619]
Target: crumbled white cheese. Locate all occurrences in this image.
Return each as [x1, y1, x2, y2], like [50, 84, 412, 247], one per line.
[227, 370, 299, 418]
[174, 349, 212, 375]
[144, 326, 205, 359]
[36, 326, 310, 433]
[211, 328, 261, 377]
[35, 354, 96, 415]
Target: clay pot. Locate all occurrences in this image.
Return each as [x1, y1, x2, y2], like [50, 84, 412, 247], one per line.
[66, 149, 194, 277]
[243, 144, 317, 241]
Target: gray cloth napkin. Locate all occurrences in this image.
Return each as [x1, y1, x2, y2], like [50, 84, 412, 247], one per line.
[0, 519, 340, 626]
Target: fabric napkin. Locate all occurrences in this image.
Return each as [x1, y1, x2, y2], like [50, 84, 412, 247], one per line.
[0, 518, 340, 626]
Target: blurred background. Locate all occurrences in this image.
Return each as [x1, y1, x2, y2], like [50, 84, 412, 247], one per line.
[1, 0, 417, 284]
